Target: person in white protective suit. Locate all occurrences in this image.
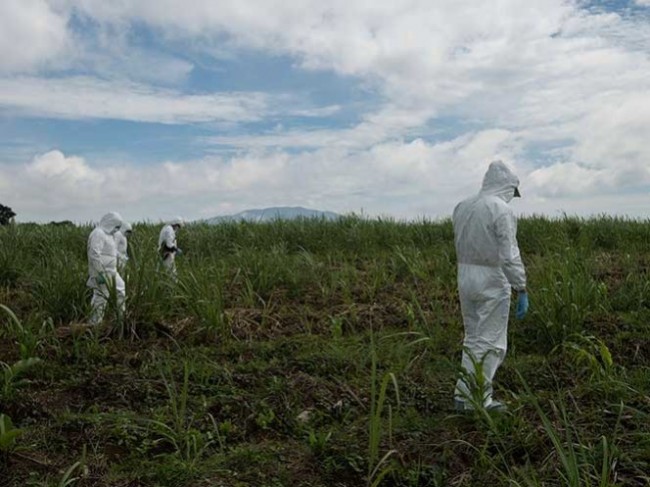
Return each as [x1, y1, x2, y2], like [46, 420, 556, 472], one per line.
[87, 212, 126, 325]
[452, 160, 529, 412]
[158, 217, 184, 277]
[114, 221, 132, 272]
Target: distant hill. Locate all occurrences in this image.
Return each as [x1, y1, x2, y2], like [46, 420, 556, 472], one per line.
[204, 206, 340, 224]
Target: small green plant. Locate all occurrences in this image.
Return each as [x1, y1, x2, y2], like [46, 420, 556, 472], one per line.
[307, 429, 332, 457]
[58, 461, 83, 487]
[57, 447, 88, 487]
[134, 359, 213, 469]
[1, 304, 51, 359]
[455, 351, 493, 408]
[140, 419, 211, 469]
[255, 404, 276, 429]
[453, 350, 512, 439]
[0, 413, 22, 457]
[30, 255, 89, 324]
[177, 269, 226, 337]
[515, 371, 623, 487]
[0, 251, 20, 287]
[207, 413, 231, 452]
[367, 332, 400, 487]
[1, 357, 42, 400]
[330, 315, 344, 339]
[532, 251, 610, 348]
[560, 334, 615, 380]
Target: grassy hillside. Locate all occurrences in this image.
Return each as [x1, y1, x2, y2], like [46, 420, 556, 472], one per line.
[1, 216, 649, 486]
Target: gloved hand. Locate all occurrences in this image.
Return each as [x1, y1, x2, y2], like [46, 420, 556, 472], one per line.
[175, 248, 183, 256]
[516, 291, 529, 320]
[95, 274, 107, 286]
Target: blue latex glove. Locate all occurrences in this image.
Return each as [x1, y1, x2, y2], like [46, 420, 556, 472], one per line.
[176, 248, 183, 256]
[95, 274, 107, 285]
[516, 291, 529, 320]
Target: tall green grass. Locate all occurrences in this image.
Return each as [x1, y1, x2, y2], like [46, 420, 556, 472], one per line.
[1, 216, 649, 486]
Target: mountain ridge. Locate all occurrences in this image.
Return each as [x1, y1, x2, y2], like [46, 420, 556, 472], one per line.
[204, 206, 340, 224]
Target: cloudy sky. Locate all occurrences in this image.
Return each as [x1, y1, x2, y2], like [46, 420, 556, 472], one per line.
[0, 0, 649, 223]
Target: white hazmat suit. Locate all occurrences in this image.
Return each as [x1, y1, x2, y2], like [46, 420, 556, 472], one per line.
[452, 161, 526, 410]
[114, 221, 131, 272]
[87, 212, 125, 325]
[158, 217, 184, 276]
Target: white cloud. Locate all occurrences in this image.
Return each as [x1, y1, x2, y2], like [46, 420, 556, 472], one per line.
[0, 74, 342, 125]
[28, 150, 104, 184]
[208, 128, 373, 150]
[288, 105, 342, 118]
[208, 104, 437, 150]
[528, 160, 650, 198]
[2, 1, 650, 218]
[85, 46, 195, 87]
[1, 151, 104, 215]
[528, 162, 608, 197]
[3, 124, 647, 223]
[60, 1, 566, 112]
[72, 19, 197, 86]
[61, 2, 650, 166]
[0, 0, 71, 73]
[0, 131, 520, 222]
[0, 76, 270, 123]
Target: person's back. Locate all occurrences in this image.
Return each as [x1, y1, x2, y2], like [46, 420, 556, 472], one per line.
[453, 194, 512, 269]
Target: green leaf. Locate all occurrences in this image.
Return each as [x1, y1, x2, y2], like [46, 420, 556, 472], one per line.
[11, 357, 42, 376]
[0, 414, 23, 451]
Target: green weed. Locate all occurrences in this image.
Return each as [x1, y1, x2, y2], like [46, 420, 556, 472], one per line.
[368, 332, 400, 486]
[1, 217, 649, 486]
[0, 414, 22, 457]
[1, 358, 42, 400]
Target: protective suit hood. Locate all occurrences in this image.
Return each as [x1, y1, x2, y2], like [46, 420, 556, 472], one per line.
[119, 221, 132, 233]
[168, 216, 185, 227]
[480, 161, 520, 202]
[99, 212, 124, 235]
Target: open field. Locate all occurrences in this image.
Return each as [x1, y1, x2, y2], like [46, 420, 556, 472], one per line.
[1, 216, 649, 486]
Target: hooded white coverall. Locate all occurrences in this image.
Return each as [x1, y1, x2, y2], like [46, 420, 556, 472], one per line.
[453, 161, 526, 407]
[158, 217, 183, 276]
[114, 222, 131, 272]
[87, 212, 125, 325]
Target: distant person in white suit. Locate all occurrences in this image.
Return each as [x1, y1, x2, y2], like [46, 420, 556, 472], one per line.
[87, 212, 125, 325]
[158, 217, 184, 278]
[114, 221, 132, 273]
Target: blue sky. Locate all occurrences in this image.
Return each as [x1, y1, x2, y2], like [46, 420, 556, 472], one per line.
[0, 0, 649, 222]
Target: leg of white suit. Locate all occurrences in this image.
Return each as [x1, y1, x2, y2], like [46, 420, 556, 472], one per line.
[163, 254, 177, 278]
[89, 275, 125, 325]
[455, 265, 511, 406]
[89, 284, 108, 325]
[115, 273, 126, 318]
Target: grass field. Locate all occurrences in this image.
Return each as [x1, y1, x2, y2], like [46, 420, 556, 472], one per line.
[1, 216, 649, 486]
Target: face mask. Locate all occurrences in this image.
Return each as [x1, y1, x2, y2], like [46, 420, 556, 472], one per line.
[501, 189, 515, 203]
